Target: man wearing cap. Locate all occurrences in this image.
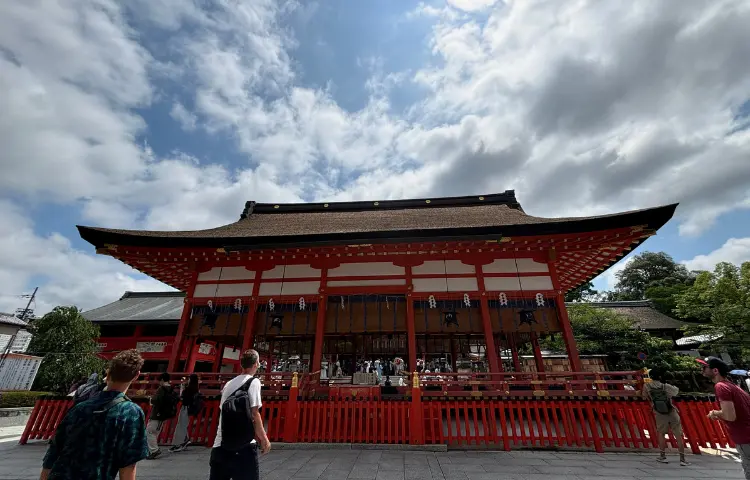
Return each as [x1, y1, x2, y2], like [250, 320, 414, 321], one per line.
[699, 356, 750, 478]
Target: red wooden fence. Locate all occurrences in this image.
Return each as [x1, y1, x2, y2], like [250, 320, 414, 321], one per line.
[20, 394, 734, 454]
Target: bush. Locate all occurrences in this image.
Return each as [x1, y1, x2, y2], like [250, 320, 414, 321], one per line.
[0, 391, 55, 408]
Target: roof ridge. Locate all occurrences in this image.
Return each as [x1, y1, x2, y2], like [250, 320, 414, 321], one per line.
[240, 191, 522, 218]
[120, 291, 185, 299]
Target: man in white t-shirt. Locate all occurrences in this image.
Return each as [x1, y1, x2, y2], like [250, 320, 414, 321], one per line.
[209, 349, 270, 480]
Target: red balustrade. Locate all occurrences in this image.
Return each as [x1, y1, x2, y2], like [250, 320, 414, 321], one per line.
[19, 371, 733, 454]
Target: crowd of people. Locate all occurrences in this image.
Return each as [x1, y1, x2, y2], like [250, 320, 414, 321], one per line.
[41, 348, 269, 480]
[35, 350, 750, 479]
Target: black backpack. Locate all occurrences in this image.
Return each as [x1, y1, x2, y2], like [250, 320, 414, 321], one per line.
[220, 377, 259, 451]
[187, 392, 204, 416]
[650, 384, 673, 414]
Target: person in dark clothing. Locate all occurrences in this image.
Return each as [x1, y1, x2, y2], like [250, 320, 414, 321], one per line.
[40, 349, 149, 480]
[146, 372, 178, 459]
[170, 374, 201, 452]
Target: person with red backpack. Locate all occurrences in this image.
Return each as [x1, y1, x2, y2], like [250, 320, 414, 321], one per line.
[643, 368, 690, 466]
[209, 349, 270, 480]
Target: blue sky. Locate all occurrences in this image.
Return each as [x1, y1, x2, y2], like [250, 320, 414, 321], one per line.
[1, 0, 749, 314]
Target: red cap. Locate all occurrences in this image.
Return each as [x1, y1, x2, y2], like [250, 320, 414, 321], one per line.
[695, 358, 708, 366]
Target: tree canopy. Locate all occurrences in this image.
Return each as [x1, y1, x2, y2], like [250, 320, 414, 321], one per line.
[564, 281, 599, 302]
[606, 251, 695, 315]
[675, 262, 750, 360]
[540, 304, 696, 372]
[27, 306, 105, 393]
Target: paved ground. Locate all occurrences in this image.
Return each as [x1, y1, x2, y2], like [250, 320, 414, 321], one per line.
[0, 427, 745, 479]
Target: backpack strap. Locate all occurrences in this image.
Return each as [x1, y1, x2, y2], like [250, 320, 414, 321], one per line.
[93, 396, 128, 414]
[237, 376, 258, 392]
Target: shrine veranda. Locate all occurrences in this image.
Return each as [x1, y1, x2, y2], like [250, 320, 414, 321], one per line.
[22, 191, 736, 451]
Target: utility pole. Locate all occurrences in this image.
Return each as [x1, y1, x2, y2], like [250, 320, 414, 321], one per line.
[0, 287, 38, 371]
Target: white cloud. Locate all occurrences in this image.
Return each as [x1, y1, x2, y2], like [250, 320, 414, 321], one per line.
[0, 201, 169, 316]
[170, 102, 197, 131]
[683, 238, 750, 272]
[2, 0, 750, 314]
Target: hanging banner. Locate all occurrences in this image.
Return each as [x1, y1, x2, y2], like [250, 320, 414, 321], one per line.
[198, 343, 213, 355]
[136, 341, 167, 353]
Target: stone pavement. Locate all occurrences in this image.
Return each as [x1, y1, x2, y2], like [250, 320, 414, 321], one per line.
[0, 428, 746, 480]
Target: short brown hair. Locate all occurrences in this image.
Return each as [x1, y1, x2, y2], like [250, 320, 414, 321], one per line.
[240, 349, 259, 369]
[108, 349, 144, 382]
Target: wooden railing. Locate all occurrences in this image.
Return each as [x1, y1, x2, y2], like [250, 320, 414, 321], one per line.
[20, 392, 735, 453]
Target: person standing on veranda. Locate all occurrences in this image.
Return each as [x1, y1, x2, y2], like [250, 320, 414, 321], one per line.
[209, 349, 271, 480]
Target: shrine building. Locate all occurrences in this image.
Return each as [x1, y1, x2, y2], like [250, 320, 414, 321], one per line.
[77, 191, 677, 379]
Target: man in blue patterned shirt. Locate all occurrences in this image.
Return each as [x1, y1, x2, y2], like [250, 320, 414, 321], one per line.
[40, 349, 150, 480]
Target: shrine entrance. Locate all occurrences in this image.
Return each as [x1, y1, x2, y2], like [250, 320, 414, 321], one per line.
[322, 333, 408, 376]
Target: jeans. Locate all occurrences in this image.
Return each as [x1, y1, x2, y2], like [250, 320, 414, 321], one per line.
[172, 407, 190, 446]
[146, 419, 163, 454]
[737, 443, 749, 480]
[208, 444, 259, 480]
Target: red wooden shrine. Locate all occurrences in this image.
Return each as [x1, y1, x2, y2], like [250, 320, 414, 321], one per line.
[25, 191, 721, 451]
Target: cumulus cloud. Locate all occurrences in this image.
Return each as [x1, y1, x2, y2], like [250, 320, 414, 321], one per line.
[2, 0, 750, 313]
[683, 238, 750, 272]
[0, 201, 169, 315]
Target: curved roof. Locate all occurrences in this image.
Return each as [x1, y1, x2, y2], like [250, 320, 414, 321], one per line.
[77, 191, 678, 250]
[567, 300, 687, 330]
[82, 291, 184, 323]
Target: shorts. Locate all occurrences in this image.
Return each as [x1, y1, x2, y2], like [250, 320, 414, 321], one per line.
[654, 409, 682, 437]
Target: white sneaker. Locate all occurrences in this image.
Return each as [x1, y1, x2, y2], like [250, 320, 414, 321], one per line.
[680, 459, 691, 466]
[656, 456, 668, 464]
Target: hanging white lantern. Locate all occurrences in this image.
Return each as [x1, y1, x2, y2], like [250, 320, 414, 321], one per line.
[234, 298, 242, 311]
[299, 297, 306, 310]
[535, 293, 545, 307]
[385, 296, 390, 310]
[341, 296, 345, 310]
[428, 295, 437, 309]
[463, 293, 471, 307]
[498, 292, 508, 306]
[207, 300, 213, 310]
[268, 298, 275, 312]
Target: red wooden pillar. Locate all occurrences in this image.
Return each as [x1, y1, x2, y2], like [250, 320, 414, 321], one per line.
[409, 372, 424, 444]
[530, 332, 545, 373]
[133, 325, 144, 339]
[509, 333, 521, 372]
[212, 342, 224, 373]
[241, 270, 263, 353]
[311, 294, 328, 376]
[185, 337, 199, 373]
[405, 266, 417, 373]
[477, 265, 500, 373]
[168, 294, 194, 372]
[556, 294, 582, 371]
[406, 295, 417, 374]
[283, 373, 300, 442]
[548, 258, 582, 372]
[311, 267, 329, 377]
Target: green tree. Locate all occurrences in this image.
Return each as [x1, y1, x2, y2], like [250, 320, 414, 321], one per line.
[611, 252, 694, 301]
[674, 262, 750, 360]
[541, 304, 694, 371]
[27, 306, 105, 393]
[644, 283, 691, 316]
[565, 281, 599, 302]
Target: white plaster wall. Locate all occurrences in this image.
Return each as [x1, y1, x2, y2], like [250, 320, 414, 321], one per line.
[285, 265, 321, 278]
[258, 283, 282, 296]
[198, 266, 254, 281]
[413, 260, 475, 275]
[483, 277, 521, 291]
[446, 277, 478, 292]
[327, 279, 407, 288]
[482, 258, 549, 274]
[280, 281, 321, 295]
[328, 262, 404, 277]
[520, 276, 554, 291]
[413, 278, 448, 292]
[193, 283, 253, 297]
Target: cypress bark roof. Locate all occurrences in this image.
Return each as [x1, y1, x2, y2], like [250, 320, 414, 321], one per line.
[77, 191, 678, 250]
[568, 300, 687, 330]
[82, 291, 184, 323]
